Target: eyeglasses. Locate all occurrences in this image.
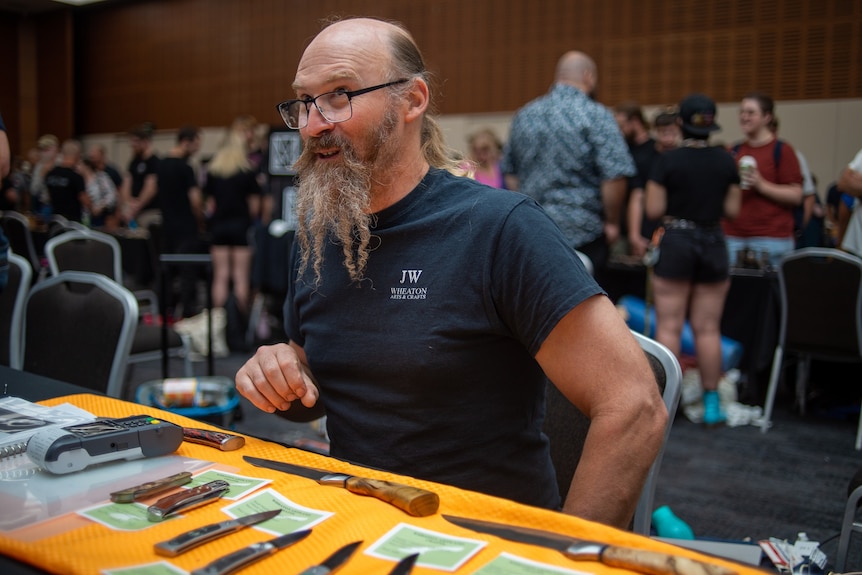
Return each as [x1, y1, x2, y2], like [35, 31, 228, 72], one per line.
[276, 79, 409, 129]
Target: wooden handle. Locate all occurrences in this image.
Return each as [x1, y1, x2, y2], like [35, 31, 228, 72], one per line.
[600, 545, 738, 575]
[344, 476, 439, 516]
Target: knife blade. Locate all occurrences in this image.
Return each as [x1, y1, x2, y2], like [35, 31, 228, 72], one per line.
[190, 529, 312, 575]
[442, 515, 738, 575]
[147, 479, 231, 522]
[110, 471, 193, 503]
[243, 455, 439, 517]
[154, 509, 282, 557]
[296, 540, 362, 575]
[389, 552, 419, 575]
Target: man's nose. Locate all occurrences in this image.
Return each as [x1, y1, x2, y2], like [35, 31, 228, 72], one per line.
[302, 104, 334, 137]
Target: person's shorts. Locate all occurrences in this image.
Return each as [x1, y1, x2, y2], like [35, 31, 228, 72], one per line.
[653, 226, 729, 283]
[208, 220, 251, 247]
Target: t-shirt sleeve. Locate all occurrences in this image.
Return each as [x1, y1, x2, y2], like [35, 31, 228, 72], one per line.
[490, 199, 605, 356]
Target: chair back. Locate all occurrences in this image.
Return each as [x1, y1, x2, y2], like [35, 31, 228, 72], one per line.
[0, 211, 41, 279]
[543, 329, 681, 535]
[21, 271, 138, 398]
[777, 247, 862, 360]
[0, 253, 32, 368]
[44, 229, 123, 283]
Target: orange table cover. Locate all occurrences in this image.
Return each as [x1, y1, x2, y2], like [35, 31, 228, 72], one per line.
[0, 394, 762, 575]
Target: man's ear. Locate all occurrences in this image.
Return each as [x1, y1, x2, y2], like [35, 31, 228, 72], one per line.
[404, 78, 429, 124]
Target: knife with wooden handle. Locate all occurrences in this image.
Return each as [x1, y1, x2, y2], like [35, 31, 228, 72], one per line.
[443, 515, 739, 575]
[147, 479, 230, 522]
[243, 456, 439, 517]
[110, 471, 193, 503]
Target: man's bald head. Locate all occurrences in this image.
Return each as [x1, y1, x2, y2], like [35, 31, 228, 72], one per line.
[555, 51, 597, 94]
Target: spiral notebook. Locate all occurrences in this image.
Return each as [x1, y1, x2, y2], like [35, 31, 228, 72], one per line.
[0, 396, 95, 466]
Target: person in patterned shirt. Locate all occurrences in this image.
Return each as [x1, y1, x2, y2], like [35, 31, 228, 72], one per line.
[501, 51, 635, 281]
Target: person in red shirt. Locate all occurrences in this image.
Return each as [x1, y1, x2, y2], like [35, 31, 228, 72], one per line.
[724, 92, 803, 268]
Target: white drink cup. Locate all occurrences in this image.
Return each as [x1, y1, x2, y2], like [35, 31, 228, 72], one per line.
[738, 155, 757, 190]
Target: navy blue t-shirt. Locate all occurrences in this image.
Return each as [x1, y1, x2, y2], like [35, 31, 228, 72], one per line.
[285, 168, 602, 509]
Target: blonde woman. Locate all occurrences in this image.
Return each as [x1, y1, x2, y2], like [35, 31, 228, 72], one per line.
[204, 116, 262, 346]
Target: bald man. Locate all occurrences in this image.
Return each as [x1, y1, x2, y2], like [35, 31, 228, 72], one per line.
[236, 18, 665, 529]
[501, 51, 635, 281]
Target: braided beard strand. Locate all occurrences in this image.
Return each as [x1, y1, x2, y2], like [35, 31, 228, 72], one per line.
[294, 107, 399, 285]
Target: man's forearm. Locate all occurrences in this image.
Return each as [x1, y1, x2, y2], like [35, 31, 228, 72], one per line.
[561, 410, 664, 528]
[601, 177, 626, 227]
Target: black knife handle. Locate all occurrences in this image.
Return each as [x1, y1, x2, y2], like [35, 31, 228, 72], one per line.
[190, 541, 275, 575]
[155, 521, 238, 557]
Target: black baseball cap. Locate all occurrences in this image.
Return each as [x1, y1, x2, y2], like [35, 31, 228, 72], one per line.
[679, 93, 720, 137]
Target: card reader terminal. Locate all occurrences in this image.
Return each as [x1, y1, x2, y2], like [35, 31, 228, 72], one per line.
[27, 415, 184, 474]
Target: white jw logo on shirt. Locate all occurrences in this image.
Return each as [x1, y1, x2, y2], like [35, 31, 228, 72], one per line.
[399, 270, 423, 284]
[391, 270, 427, 300]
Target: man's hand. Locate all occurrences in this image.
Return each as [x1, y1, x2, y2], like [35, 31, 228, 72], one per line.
[235, 343, 320, 413]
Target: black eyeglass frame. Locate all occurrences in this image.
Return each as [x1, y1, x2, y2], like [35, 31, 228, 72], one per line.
[276, 79, 409, 129]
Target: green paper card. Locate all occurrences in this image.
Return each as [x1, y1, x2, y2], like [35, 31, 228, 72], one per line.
[221, 487, 333, 535]
[185, 469, 270, 500]
[470, 552, 589, 574]
[365, 523, 486, 572]
[78, 502, 163, 531]
[101, 560, 187, 575]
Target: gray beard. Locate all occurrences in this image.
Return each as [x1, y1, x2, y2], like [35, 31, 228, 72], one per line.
[293, 107, 399, 284]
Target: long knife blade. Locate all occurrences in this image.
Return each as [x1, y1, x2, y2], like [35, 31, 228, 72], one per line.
[389, 552, 419, 575]
[442, 515, 738, 575]
[243, 455, 439, 517]
[296, 540, 362, 575]
[154, 509, 282, 557]
[190, 529, 312, 575]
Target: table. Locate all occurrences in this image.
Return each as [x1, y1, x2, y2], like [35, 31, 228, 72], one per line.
[0, 367, 759, 575]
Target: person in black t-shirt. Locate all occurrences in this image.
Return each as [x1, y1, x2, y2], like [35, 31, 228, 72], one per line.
[45, 139, 89, 222]
[646, 93, 741, 426]
[119, 123, 160, 227]
[157, 126, 204, 317]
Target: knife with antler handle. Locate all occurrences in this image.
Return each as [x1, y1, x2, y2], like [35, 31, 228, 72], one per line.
[243, 456, 439, 517]
[147, 480, 230, 522]
[443, 515, 738, 575]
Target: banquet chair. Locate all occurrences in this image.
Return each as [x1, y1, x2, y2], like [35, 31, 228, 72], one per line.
[543, 329, 682, 535]
[44, 229, 193, 379]
[0, 211, 42, 283]
[20, 271, 138, 398]
[836, 480, 862, 572]
[0, 253, 32, 368]
[575, 249, 594, 276]
[759, 248, 862, 448]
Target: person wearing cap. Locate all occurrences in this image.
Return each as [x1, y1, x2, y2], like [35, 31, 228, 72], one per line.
[645, 93, 742, 426]
[724, 92, 803, 267]
[501, 51, 635, 282]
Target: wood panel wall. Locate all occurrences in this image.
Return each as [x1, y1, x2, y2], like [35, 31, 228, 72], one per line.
[7, 0, 862, 140]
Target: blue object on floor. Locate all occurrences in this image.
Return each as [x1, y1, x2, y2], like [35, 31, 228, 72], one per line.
[618, 295, 743, 372]
[652, 505, 695, 539]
